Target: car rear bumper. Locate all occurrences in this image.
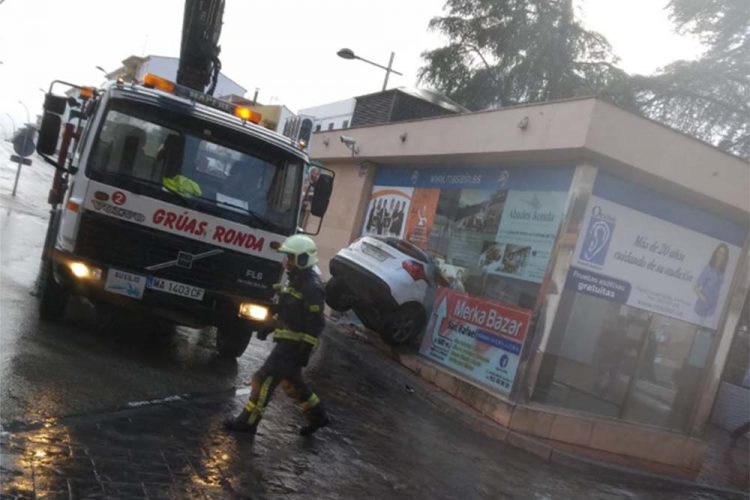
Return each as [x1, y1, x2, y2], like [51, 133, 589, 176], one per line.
[329, 255, 398, 311]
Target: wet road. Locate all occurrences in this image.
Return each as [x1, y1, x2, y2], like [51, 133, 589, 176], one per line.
[0, 179, 732, 499]
[0, 203, 261, 425]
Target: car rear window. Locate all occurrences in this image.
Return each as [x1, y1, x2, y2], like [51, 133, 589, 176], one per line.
[374, 237, 429, 263]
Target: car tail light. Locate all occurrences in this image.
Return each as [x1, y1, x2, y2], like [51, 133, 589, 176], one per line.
[402, 260, 426, 282]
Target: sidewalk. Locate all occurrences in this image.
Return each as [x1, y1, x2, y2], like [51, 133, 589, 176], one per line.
[330, 318, 749, 498]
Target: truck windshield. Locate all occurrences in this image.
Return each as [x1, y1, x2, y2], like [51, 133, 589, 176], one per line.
[86, 99, 303, 234]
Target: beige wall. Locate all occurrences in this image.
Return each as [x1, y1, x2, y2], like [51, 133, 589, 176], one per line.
[312, 161, 374, 280]
[311, 97, 748, 215]
[585, 100, 749, 215]
[309, 97, 750, 276]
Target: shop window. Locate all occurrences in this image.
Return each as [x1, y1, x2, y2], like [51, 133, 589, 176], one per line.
[314, 124, 321, 132]
[327, 123, 334, 131]
[533, 171, 747, 432]
[360, 165, 575, 397]
[534, 291, 715, 431]
[343, 120, 349, 129]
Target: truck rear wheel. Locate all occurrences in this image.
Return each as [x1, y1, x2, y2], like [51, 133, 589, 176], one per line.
[39, 264, 69, 322]
[216, 323, 252, 358]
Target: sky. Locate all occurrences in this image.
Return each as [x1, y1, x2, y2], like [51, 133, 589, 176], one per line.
[0, 0, 702, 139]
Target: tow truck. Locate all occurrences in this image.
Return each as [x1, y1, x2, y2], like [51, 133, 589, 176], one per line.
[33, 0, 334, 357]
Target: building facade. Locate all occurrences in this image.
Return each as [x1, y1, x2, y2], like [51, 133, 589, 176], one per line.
[104, 55, 247, 99]
[298, 98, 355, 133]
[308, 97, 750, 473]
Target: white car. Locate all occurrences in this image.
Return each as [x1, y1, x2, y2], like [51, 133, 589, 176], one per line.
[326, 236, 449, 345]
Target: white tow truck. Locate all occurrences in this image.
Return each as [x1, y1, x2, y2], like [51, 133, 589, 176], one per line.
[33, 72, 333, 357]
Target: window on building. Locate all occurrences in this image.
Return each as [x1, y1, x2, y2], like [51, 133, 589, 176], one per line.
[343, 120, 349, 129]
[327, 123, 334, 131]
[360, 165, 575, 397]
[532, 171, 746, 433]
[315, 124, 321, 132]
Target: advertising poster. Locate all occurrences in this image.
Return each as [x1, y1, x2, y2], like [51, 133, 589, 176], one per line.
[568, 183, 743, 330]
[404, 188, 441, 249]
[482, 190, 569, 283]
[362, 186, 413, 238]
[420, 287, 532, 395]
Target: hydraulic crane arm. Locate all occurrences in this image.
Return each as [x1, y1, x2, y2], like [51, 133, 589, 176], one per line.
[176, 0, 226, 95]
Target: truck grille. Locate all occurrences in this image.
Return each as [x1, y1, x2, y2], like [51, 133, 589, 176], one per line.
[75, 211, 280, 297]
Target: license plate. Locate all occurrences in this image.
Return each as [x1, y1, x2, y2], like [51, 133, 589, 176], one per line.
[362, 242, 390, 262]
[146, 276, 205, 301]
[104, 269, 146, 299]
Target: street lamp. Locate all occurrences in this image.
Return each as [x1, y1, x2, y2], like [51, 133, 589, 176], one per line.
[337, 48, 403, 91]
[18, 101, 30, 126]
[5, 113, 16, 137]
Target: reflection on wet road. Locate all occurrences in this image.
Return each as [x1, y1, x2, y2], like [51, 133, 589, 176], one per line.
[1, 330, 728, 499]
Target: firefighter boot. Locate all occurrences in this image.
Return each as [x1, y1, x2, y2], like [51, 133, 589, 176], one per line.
[224, 404, 260, 434]
[300, 404, 330, 436]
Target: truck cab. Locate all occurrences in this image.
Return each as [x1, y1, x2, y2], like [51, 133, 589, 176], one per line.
[35, 75, 333, 357]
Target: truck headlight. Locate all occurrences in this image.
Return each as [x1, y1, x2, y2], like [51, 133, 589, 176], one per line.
[68, 261, 102, 280]
[238, 303, 269, 321]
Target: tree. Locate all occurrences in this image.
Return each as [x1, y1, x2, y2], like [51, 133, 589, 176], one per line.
[632, 0, 749, 158]
[418, 0, 633, 111]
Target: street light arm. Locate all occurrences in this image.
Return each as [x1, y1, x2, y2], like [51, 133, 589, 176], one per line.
[354, 55, 403, 75]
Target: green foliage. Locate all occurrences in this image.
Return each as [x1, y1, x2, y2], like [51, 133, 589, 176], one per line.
[634, 0, 749, 158]
[419, 0, 632, 111]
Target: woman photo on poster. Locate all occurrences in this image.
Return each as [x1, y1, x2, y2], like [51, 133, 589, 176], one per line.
[693, 243, 729, 324]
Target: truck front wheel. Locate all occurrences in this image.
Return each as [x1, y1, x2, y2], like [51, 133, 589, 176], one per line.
[39, 264, 69, 322]
[216, 322, 252, 358]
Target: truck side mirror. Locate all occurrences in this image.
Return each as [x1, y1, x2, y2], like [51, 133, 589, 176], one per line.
[44, 93, 68, 115]
[300, 165, 335, 236]
[37, 93, 69, 157]
[310, 173, 333, 217]
[37, 112, 62, 156]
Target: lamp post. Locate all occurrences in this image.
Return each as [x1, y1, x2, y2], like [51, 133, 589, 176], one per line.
[18, 101, 30, 126]
[337, 48, 403, 91]
[5, 113, 16, 137]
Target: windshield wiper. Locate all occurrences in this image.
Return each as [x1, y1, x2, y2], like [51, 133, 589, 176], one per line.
[199, 197, 279, 232]
[93, 171, 193, 209]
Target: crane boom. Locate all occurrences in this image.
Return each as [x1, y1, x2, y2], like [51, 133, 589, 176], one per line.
[176, 0, 226, 95]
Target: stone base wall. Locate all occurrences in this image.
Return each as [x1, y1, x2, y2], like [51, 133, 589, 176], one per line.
[399, 353, 707, 473]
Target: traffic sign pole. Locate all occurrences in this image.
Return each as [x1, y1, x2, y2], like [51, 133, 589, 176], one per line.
[10, 128, 36, 197]
[11, 156, 23, 196]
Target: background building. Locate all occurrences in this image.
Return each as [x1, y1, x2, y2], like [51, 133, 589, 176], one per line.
[104, 55, 246, 98]
[299, 98, 356, 133]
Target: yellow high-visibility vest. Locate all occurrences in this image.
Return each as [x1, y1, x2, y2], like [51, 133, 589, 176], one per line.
[163, 175, 202, 198]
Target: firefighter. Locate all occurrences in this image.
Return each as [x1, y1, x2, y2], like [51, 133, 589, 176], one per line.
[225, 234, 330, 436]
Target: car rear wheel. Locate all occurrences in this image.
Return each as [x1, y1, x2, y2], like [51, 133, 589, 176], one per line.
[383, 303, 425, 346]
[325, 277, 352, 312]
[216, 322, 252, 358]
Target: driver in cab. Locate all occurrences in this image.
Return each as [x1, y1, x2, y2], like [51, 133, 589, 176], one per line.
[158, 135, 202, 198]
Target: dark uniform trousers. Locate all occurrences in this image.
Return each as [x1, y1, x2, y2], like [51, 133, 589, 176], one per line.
[242, 268, 326, 428]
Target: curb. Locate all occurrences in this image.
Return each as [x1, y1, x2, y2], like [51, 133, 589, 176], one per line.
[326, 321, 749, 499]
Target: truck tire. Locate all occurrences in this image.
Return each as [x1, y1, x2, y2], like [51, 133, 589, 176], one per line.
[216, 323, 252, 358]
[39, 263, 69, 322]
[382, 303, 425, 346]
[325, 277, 352, 312]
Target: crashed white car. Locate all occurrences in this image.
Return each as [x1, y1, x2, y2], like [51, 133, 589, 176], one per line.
[325, 236, 449, 345]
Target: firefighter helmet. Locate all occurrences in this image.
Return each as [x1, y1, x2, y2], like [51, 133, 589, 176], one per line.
[277, 234, 318, 269]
